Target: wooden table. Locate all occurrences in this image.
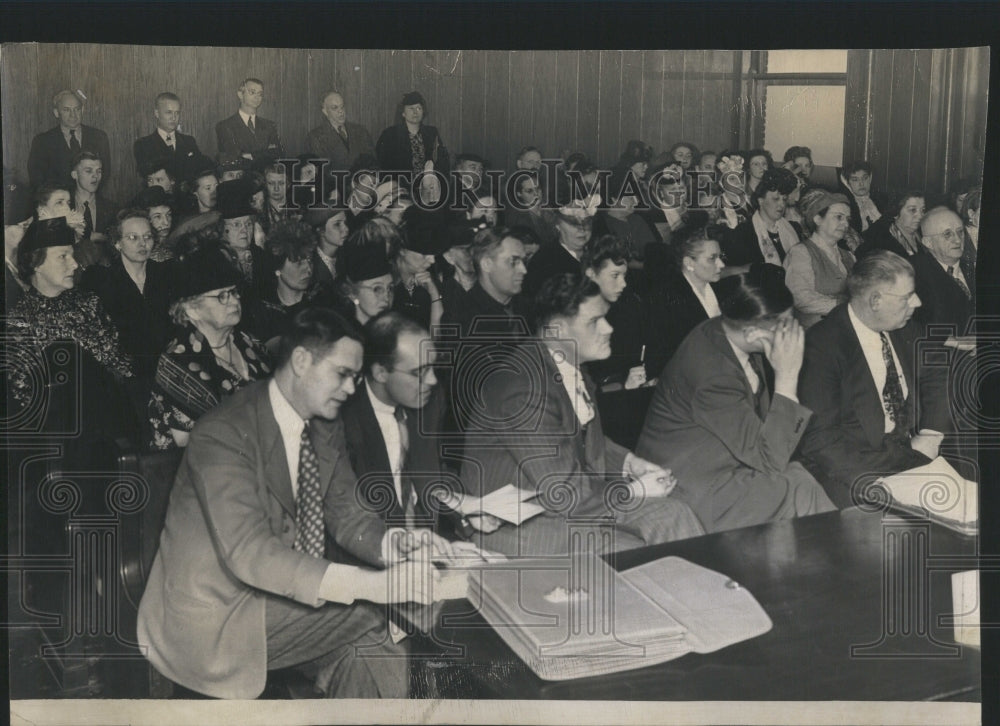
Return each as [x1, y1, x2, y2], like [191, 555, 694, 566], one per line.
[419, 508, 981, 701]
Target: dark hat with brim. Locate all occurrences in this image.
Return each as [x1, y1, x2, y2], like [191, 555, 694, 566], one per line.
[216, 152, 250, 174]
[132, 185, 173, 211]
[172, 244, 243, 302]
[341, 242, 392, 283]
[401, 207, 450, 256]
[21, 217, 76, 252]
[166, 211, 221, 244]
[139, 156, 177, 179]
[216, 178, 257, 220]
[402, 91, 426, 107]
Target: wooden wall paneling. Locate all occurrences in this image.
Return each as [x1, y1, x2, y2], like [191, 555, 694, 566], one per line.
[482, 51, 510, 174]
[679, 50, 704, 151]
[35, 44, 73, 141]
[307, 49, 338, 133]
[358, 49, 389, 137]
[618, 50, 644, 150]
[201, 46, 253, 159]
[703, 50, 736, 154]
[411, 51, 446, 155]
[458, 50, 486, 161]
[1, 43, 39, 187]
[922, 49, 949, 195]
[507, 50, 535, 166]
[884, 50, 916, 192]
[866, 49, 895, 191]
[335, 48, 366, 148]
[842, 49, 871, 168]
[639, 51, 664, 155]
[964, 47, 989, 180]
[100, 44, 141, 202]
[660, 51, 686, 154]
[434, 50, 463, 163]
[907, 49, 934, 192]
[553, 51, 579, 158]
[529, 50, 559, 167]
[595, 50, 623, 168]
[383, 50, 413, 132]
[575, 50, 600, 161]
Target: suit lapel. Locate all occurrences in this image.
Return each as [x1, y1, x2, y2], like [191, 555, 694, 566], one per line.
[839, 307, 889, 448]
[257, 384, 296, 516]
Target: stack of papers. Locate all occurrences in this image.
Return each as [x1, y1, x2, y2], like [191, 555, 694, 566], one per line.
[879, 457, 978, 535]
[438, 483, 547, 525]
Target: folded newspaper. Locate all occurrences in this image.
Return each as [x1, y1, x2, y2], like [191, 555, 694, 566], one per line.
[472, 555, 772, 680]
[877, 457, 978, 535]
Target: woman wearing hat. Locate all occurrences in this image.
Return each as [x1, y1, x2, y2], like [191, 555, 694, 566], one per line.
[783, 191, 855, 328]
[8, 217, 136, 452]
[391, 207, 447, 330]
[375, 91, 450, 187]
[148, 245, 272, 451]
[338, 238, 395, 327]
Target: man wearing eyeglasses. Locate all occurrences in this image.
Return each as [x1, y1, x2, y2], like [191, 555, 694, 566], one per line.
[138, 307, 469, 699]
[910, 207, 976, 333]
[798, 251, 954, 508]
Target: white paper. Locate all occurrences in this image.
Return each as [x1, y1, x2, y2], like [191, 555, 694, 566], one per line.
[879, 456, 978, 527]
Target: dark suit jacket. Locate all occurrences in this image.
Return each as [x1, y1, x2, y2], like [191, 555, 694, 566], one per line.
[307, 120, 374, 173]
[136, 380, 386, 699]
[71, 194, 120, 236]
[133, 130, 211, 182]
[524, 241, 581, 300]
[375, 124, 449, 178]
[635, 317, 818, 531]
[643, 270, 719, 379]
[910, 248, 976, 334]
[856, 216, 917, 260]
[799, 303, 952, 507]
[215, 113, 284, 168]
[28, 124, 112, 188]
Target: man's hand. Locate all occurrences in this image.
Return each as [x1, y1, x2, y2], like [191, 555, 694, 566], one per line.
[759, 317, 804, 399]
[467, 514, 502, 533]
[360, 554, 469, 605]
[624, 453, 677, 498]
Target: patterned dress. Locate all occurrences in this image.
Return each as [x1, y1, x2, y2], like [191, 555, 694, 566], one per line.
[148, 326, 272, 450]
[6, 286, 134, 409]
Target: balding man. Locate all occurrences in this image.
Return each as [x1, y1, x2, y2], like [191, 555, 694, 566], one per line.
[798, 251, 953, 507]
[28, 90, 111, 188]
[306, 91, 375, 175]
[911, 206, 976, 332]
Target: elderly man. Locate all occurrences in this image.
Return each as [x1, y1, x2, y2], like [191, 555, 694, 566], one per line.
[910, 206, 976, 332]
[215, 78, 284, 170]
[28, 90, 111, 188]
[134, 93, 211, 185]
[456, 273, 704, 555]
[307, 91, 375, 175]
[798, 251, 953, 507]
[137, 307, 467, 699]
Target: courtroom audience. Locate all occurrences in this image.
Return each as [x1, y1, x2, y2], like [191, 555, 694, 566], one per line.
[721, 167, 799, 276]
[838, 160, 885, 234]
[132, 185, 175, 261]
[391, 208, 448, 331]
[148, 245, 272, 451]
[524, 194, 596, 299]
[304, 203, 351, 296]
[856, 190, 925, 259]
[910, 206, 975, 332]
[636, 271, 835, 533]
[338, 236, 396, 327]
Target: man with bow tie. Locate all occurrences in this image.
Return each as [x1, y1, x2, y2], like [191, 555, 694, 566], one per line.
[215, 77, 285, 171]
[307, 91, 375, 176]
[133, 92, 211, 185]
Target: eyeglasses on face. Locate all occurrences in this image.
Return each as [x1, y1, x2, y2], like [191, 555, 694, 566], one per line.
[124, 233, 155, 243]
[202, 287, 240, 304]
[358, 283, 394, 298]
[928, 227, 966, 242]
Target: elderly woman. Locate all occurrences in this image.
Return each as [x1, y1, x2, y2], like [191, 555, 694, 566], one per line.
[783, 191, 856, 328]
[721, 167, 800, 276]
[339, 237, 395, 327]
[375, 91, 450, 185]
[8, 217, 136, 453]
[148, 245, 271, 450]
[643, 230, 725, 378]
[636, 273, 835, 533]
[391, 207, 447, 330]
[857, 190, 925, 259]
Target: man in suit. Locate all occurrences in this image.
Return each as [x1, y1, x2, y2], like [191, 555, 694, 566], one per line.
[137, 307, 467, 699]
[28, 90, 111, 189]
[799, 251, 953, 508]
[340, 313, 445, 533]
[215, 78, 285, 170]
[307, 91, 375, 176]
[911, 207, 975, 332]
[457, 273, 704, 556]
[70, 151, 118, 239]
[133, 92, 211, 185]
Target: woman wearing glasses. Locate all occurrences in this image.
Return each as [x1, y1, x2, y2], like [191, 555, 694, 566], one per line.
[148, 245, 272, 451]
[339, 237, 395, 327]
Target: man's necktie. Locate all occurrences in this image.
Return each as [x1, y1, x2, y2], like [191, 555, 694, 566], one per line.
[395, 407, 415, 524]
[69, 129, 81, 153]
[82, 201, 93, 238]
[748, 352, 769, 416]
[947, 266, 972, 300]
[247, 116, 256, 134]
[165, 134, 175, 151]
[293, 422, 325, 558]
[880, 333, 909, 437]
[337, 126, 349, 147]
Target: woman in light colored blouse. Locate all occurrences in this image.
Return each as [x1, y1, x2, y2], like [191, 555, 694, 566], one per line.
[783, 191, 856, 328]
